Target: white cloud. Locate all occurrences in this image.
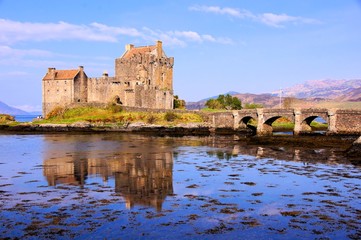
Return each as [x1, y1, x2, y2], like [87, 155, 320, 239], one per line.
[0, 45, 53, 58]
[142, 27, 233, 47]
[189, 5, 250, 18]
[0, 18, 232, 47]
[189, 5, 320, 28]
[174, 31, 203, 42]
[259, 13, 320, 28]
[0, 19, 141, 44]
[142, 27, 187, 47]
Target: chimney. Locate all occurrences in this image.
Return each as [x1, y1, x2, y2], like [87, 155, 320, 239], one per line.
[125, 44, 134, 51]
[79, 66, 84, 72]
[47, 67, 56, 79]
[156, 40, 162, 57]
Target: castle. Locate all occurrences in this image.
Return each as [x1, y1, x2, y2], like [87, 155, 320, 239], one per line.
[42, 41, 174, 116]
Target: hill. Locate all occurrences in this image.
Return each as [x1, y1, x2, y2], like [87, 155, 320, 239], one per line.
[186, 79, 361, 109]
[186, 93, 281, 110]
[0, 101, 29, 115]
[284, 79, 361, 100]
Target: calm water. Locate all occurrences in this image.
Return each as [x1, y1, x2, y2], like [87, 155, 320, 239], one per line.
[14, 115, 39, 122]
[0, 133, 360, 239]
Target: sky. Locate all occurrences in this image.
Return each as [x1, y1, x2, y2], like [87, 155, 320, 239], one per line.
[0, 0, 361, 112]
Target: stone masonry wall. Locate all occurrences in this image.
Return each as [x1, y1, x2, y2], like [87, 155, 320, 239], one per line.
[334, 109, 361, 134]
[43, 79, 74, 116]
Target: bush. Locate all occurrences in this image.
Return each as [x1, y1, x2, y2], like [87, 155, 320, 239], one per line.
[107, 103, 123, 113]
[173, 95, 186, 109]
[244, 103, 264, 109]
[164, 112, 178, 122]
[46, 106, 66, 119]
[147, 114, 157, 124]
[205, 94, 242, 110]
[0, 114, 15, 123]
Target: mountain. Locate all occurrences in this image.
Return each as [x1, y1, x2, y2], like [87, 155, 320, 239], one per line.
[283, 79, 361, 100]
[186, 92, 281, 109]
[186, 79, 361, 110]
[337, 87, 361, 102]
[0, 101, 30, 115]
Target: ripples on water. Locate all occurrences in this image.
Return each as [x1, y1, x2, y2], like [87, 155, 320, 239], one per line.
[0, 133, 360, 239]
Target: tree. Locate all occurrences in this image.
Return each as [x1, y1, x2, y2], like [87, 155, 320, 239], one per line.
[205, 99, 223, 109]
[173, 95, 186, 109]
[205, 94, 242, 110]
[244, 103, 264, 109]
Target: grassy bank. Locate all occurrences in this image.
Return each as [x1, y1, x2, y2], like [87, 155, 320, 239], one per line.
[35, 106, 205, 126]
[0, 114, 18, 126]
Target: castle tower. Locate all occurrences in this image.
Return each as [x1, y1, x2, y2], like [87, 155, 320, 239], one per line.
[42, 67, 88, 116]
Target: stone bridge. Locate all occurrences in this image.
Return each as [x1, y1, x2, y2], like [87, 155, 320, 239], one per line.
[209, 108, 361, 136]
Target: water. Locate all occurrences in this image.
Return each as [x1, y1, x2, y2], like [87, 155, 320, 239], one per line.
[14, 115, 39, 122]
[0, 133, 360, 239]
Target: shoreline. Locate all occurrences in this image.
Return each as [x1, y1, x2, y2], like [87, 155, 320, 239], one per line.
[1, 122, 360, 163]
[0, 121, 358, 137]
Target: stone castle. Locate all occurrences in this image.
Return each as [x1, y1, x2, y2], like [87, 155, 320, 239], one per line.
[42, 41, 174, 116]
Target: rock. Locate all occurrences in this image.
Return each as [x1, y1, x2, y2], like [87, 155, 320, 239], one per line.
[346, 136, 361, 160]
[69, 121, 91, 128]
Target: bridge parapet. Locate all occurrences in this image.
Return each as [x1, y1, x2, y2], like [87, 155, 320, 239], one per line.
[207, 108, 361, 136]
[331, 109, 361, 135]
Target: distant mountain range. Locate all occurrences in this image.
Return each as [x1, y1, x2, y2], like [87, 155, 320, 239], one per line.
[186, 79, 361, 109]
[0, 101, 39, 115]
[283, 79, 361, 99]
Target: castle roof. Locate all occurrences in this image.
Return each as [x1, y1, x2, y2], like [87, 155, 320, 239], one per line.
[122, 45, 157, 59]
[43, 69, 79, 80]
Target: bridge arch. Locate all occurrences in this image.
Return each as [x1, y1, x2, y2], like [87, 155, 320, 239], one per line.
[238, 116, 257, 133]
[299, 115, 328, 134]
[294, 109, 329, 135]
[267, 116, 294, 134]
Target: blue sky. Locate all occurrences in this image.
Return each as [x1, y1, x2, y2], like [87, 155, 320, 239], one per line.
[0, 0, 360, 112]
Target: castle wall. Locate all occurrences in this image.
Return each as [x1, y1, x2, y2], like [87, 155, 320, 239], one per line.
[42, 41, 175, 116]
[73, 68, 87, 103]
[43, 79, 74, 116]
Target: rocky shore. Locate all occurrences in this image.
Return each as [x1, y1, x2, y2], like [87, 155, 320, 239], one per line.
[0, 122, 216, 136]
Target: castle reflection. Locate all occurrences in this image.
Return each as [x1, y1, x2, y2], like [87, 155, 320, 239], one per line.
[42, 134, 354, 211]
[42, 134, 173, 211]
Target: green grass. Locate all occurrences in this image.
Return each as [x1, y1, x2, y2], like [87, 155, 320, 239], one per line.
[246, 117, 328, 131]
[0, 114, 15, 124]
[201, 108, 226, 112]
[35, 106, 205, 126]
